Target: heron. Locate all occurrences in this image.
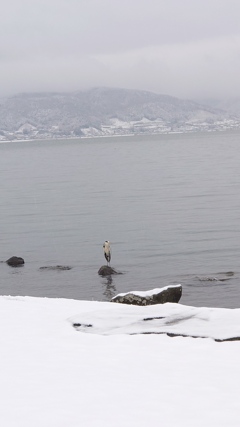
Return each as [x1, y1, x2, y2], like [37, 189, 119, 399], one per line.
[103, 240, 111, 266]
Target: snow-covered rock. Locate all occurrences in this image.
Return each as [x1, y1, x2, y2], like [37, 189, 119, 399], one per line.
[111, 285, 182, 305]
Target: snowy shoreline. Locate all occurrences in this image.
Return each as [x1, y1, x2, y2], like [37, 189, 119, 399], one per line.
[0, 294, 240, 427]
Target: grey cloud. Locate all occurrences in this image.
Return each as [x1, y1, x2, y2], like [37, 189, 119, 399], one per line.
[1, 0, 240, 99]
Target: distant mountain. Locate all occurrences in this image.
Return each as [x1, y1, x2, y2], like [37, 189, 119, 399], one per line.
[196, 98, 240, 116]
[0, 87, 239, 141]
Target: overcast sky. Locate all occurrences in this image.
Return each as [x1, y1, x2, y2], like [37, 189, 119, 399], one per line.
[1, 0, 240, 100]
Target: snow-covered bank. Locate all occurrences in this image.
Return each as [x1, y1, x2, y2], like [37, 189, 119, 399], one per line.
[71, 300, 240, 340]
[0, 296, 240, 427]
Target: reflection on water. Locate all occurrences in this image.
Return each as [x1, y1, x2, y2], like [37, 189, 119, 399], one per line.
[102, 275, 116, 300]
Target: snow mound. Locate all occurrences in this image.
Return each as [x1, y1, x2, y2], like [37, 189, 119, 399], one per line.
[70, 302, 240, 341]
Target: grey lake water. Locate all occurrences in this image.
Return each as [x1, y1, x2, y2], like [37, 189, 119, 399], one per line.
[1, 131, 240, 308]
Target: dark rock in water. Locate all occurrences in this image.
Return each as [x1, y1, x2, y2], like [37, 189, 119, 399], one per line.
[39, 265, 72, 271]
[111, 285, 182, 306]
[98, 265, 121, 276]
[6, 256, 25, 267]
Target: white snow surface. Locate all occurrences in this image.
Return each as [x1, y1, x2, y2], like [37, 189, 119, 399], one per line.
[0, 295, 240, 427]
[71, 300, 240, 340]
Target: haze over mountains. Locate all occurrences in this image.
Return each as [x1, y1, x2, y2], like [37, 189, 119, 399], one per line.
[0, 87, 239, 141]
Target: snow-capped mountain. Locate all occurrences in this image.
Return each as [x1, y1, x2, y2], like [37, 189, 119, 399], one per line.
[0, 87, 239, 141]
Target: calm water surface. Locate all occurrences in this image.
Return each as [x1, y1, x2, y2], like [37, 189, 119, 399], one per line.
[1, 131, 240, 308]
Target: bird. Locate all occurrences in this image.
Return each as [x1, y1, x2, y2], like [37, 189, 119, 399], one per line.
[103, 241, 111, 266]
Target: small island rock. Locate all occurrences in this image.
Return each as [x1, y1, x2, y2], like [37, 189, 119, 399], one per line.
[98, 265, 120, 276]
[6, 256, 25, 267]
